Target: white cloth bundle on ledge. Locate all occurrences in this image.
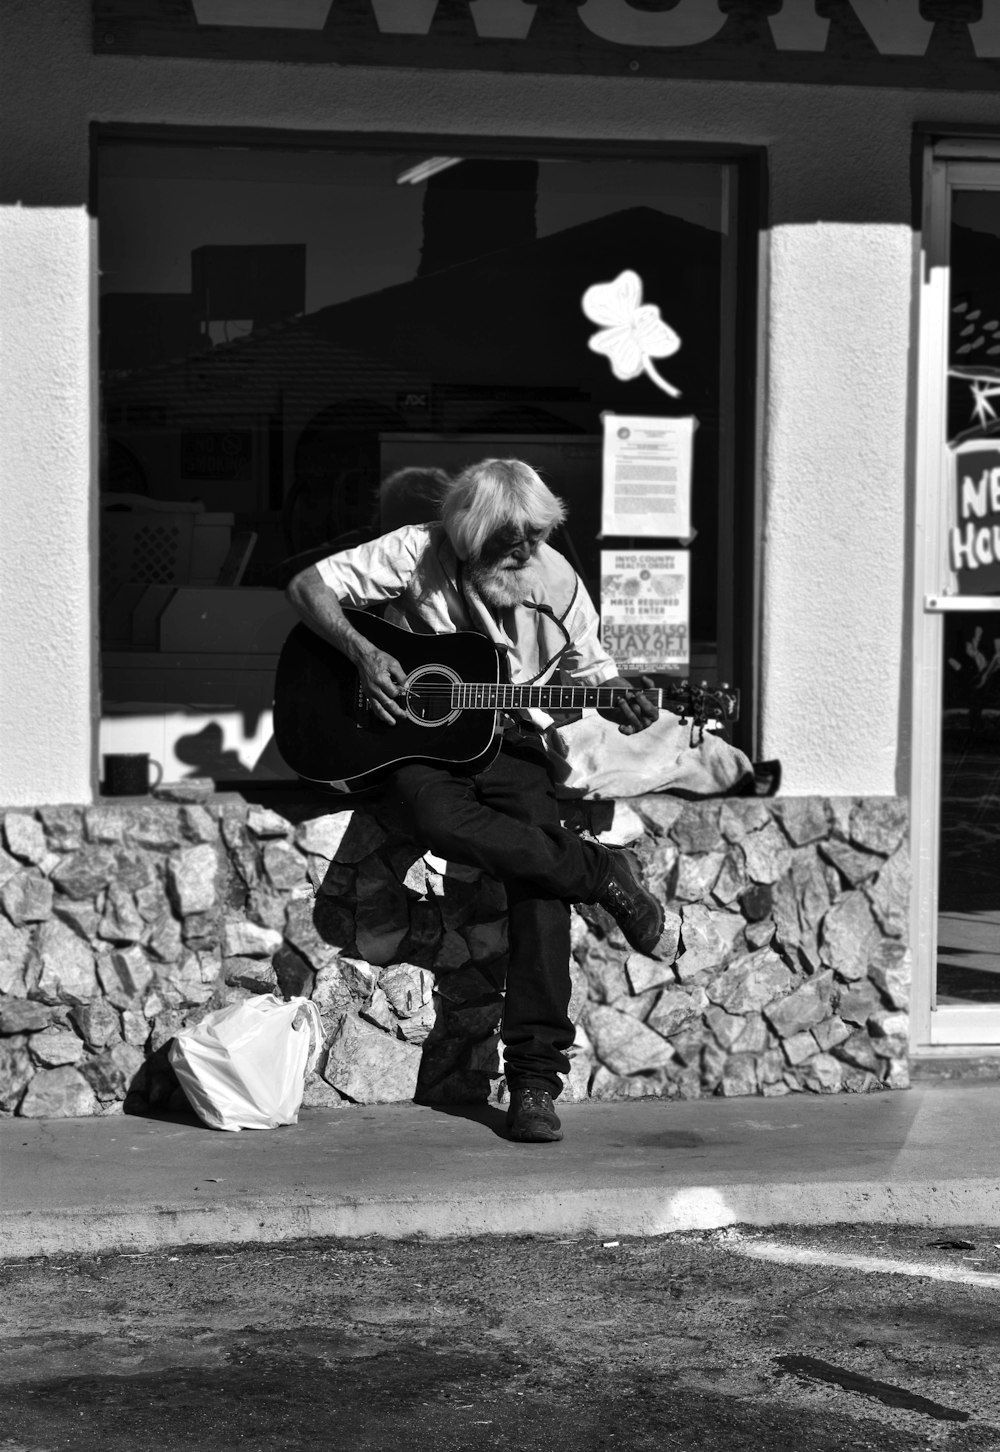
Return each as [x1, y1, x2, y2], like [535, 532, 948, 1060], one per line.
[548, 710, 754, 800]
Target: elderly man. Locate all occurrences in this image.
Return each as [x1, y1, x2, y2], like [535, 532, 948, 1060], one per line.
[287, 458, 663, 1143]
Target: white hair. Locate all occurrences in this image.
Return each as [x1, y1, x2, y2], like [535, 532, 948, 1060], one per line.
[440, 458, 566, 561]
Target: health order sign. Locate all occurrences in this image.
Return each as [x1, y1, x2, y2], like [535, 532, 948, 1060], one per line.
[600, 550, 689, 673]
[950, 438, 1000, 596]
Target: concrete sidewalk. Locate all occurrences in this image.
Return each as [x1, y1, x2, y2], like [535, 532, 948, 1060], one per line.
[3, 1081, 1000, 1259]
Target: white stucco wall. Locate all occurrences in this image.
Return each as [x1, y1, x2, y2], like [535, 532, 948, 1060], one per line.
[4, 1, 1000, 804]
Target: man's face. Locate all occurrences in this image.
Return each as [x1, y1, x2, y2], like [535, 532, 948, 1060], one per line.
[467, 525, 544, 608]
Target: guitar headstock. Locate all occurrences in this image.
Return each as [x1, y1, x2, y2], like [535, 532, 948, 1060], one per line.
[661, 679, 740, 728]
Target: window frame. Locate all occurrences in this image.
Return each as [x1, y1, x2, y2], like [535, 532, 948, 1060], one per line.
[91, 120, 766, 762]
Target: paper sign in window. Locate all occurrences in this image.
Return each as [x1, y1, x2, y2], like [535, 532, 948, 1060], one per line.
[600, 414, 694, 539]
[600, 549, 690, 673]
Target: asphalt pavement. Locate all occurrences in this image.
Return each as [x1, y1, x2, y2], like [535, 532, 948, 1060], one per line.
[3, 1078, 1000, 1259]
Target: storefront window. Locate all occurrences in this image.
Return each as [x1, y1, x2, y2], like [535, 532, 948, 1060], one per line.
[97, 136, 755, 783]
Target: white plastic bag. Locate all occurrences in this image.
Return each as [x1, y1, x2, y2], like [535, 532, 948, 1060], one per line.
[168, 992, 324, 1132]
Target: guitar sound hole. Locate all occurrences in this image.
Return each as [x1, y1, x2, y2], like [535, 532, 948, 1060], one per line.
[405, 670, 456, 725]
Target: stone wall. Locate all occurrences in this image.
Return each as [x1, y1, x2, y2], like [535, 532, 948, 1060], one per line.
[0, 792, 909, 1118]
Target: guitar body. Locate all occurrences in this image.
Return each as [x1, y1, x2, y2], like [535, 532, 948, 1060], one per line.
[273, 609, 506, 793]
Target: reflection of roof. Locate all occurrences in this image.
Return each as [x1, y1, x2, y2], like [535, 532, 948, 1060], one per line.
[104, 206, 720, 426]
[104, 321, 423, 431]
[307, 205, 721, 408]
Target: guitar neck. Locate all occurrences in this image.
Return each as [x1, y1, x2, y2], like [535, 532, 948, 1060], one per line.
[452, 683, 664, 711]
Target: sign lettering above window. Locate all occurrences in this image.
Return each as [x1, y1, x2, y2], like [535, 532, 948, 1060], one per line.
[93, 0, 1000, 87]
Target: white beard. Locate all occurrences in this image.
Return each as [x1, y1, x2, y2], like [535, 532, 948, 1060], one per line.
[465, 557, 539, 610]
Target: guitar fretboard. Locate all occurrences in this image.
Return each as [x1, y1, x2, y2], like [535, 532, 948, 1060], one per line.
[450, 684, 665, 711]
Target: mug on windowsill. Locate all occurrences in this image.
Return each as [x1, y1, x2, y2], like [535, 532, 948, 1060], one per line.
[102, 753, 164, 797]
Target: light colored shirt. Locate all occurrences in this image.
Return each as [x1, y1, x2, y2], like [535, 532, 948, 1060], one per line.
[315, 522, 618, 729]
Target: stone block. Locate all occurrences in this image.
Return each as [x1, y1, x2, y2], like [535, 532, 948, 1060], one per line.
[671, 804, 723, 855]
[4, 812, 48, 865]
[32, 919, 100, 1005]
[145, 911, 184, 964]
[0, 917, 32, 994]
[624, 950, 676, 996]
[811, 1015, 852, 1052]
[462, 919, 508, 965]
[712, 853, 749, 906]
[223, 920, 283, 958]
[224, 956, 279, 995]
[295, 811, 355, 859]
[154, 779, 215, 805]
[799, 1053, 844, 1093]
[110, 848, 156, 895]
[615, 987, 662, 1023]
[757, 1048, 786, 1085]
[596, 802, 646, 847]
[0, 998, 52, 1034]
[98, 885, 145, 945]
[360, 985, 396, 1033]
[80, 1042, 146, 1101]
[435, 929, 471, 971]
[97, 945, 155, 1009]
[739, 883, 772, 922]
[865, 844, 909, 939]
[380, 964, 435, 1018]
[121, 1009, 150, 1047]
[301, 1072, 348, 1109]
[782, 1031, 819, 1066]
[331, 815, 388, 863]
[774, 798, 830, 846]
[706, 949, 793, 1016]
[2, 869, 54, 926]
[673, 851, 726, 903]
[168, 844, 219, 916]
[0, 845, 21, 891]
[833, 1031, 881, 1074]
[0, 1035, 33, 1109]
[19, 1065, 98, 1118]
[850, 799, 906, 856]
[38, 806, 84, 853]
[283, 898, 350, 971]
[636, 797, 686, 837]
[700, 1039, 727, 1091]
[791, 849, 836, 935]
[763, 971, 835, 1038]
[868, 942, 910, 1009]
[83, 806, 127, 844]
[220, 817, 262, 892]
[126, 807, 183, 851]
[262, 840, 309, 892]
[180, 804, 220, 843]
[246, 806, 292, 838]
[819, 839, 882, 887]
[745, 919, 775, 950]
[323, 1012, 422, 1103]
[820, 892, 880, 980]
[246, 886, 289, 932]
[719, 1055, 758, 1097]
[28, 1027, 85, 1067]
[70, 999, 123, 1050]
[837, 979, 882, 1026]
[705, 1006, 744, 1050]
[731, 1013, 771, 1055]
[583, 1003, 675, 1075]
[869, 1009, 909, 1040]
[741, 822, 793, 885]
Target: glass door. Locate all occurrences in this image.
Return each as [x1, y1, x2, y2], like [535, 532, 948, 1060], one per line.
[914, 151, 1000, 1047]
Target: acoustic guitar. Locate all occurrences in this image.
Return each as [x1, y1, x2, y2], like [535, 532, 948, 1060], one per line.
[273, 608, 739, 794]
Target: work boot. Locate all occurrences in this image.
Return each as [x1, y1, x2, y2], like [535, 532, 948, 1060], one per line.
[597, 847, 665, 955]
[506, 1087, 563, 1143]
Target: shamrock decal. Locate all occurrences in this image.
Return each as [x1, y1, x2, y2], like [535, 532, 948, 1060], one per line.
[581, 269, 681, 398]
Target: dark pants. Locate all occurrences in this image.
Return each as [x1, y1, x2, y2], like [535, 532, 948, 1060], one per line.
[391, 727, 611, 1097]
